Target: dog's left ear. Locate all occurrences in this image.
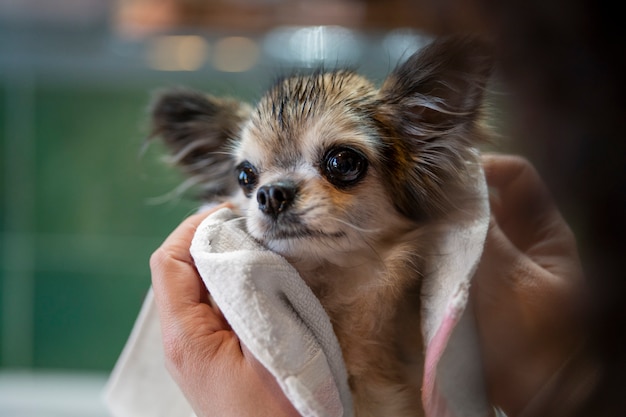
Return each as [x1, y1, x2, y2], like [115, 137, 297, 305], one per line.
[378, 35, 493, 136]
[376, 35, 494, 220]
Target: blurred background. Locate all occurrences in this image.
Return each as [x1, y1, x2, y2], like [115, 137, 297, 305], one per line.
[1, 0, 624, 416]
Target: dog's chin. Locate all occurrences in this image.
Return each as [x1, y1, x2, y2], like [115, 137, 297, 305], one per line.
[247, 219, 349, 259]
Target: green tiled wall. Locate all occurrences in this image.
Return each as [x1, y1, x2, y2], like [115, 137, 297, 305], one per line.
[1, 84, 198, 371]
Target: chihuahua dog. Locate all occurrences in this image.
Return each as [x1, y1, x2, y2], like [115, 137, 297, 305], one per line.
[150, 36, 492, 417]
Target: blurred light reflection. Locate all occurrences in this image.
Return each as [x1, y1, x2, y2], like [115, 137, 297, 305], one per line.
[263, 26, 362, 67]
[145, 35, 209, 71]
[212, 36, 260, 73]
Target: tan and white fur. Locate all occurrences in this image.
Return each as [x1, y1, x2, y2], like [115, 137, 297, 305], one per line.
[149, 36, 493, 417]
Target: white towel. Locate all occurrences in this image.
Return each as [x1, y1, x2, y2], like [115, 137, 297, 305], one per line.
[104, 160, 491, 417]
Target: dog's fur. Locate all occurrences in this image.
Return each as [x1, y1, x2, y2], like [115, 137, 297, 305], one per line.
[150, 36, 493, 417]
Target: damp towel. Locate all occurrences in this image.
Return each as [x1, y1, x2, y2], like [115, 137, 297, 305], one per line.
[103, 162, 492, 417]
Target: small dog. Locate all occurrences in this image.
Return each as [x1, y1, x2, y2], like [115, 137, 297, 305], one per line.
[150, 35, 493, 417]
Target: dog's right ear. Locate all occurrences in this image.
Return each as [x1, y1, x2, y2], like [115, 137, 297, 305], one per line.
[149, 88, 251, 198]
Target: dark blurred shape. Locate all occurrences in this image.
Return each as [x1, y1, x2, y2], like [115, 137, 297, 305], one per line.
[442, 0, 626, 416]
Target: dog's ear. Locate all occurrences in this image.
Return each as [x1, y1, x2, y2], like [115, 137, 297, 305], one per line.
[379, 35, 493, 138]
[376, 36, 493, 220]
[149, 88, 250, 198]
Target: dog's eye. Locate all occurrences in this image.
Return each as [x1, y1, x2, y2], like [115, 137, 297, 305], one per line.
[323, 147, 368, 187]
[236, 161, 258, 197]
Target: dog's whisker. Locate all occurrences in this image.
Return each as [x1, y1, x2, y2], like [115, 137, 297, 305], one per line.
[145, 175, 205, 205]
[327, 216, 382, 234]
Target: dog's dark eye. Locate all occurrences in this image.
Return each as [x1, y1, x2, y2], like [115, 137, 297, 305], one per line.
[236, 161, 258, 197]
[323, 147, 368, 187]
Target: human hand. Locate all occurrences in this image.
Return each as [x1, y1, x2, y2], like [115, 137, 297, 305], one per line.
[473, 154, 585, 416]
[150, 205, 301, 417]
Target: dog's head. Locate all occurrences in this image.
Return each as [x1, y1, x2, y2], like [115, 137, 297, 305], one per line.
[150, 36, 492, 262]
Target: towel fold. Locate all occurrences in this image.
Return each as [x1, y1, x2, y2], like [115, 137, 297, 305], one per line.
[104, 158, 492, 417]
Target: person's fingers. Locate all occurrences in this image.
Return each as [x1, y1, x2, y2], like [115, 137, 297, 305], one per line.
[150, 204, 233, 342]
[473, 217, 561, 330]
[482, 154, 580, 270]
[475, 217, 564, 312]
[476, 157, 583, 319]
[150, 204, 231, 310]
[150, 212, 210, 305]
[482, 154, 558, 250]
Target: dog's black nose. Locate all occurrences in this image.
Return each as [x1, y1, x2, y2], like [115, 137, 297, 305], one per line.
[257, 182, 296, 217]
